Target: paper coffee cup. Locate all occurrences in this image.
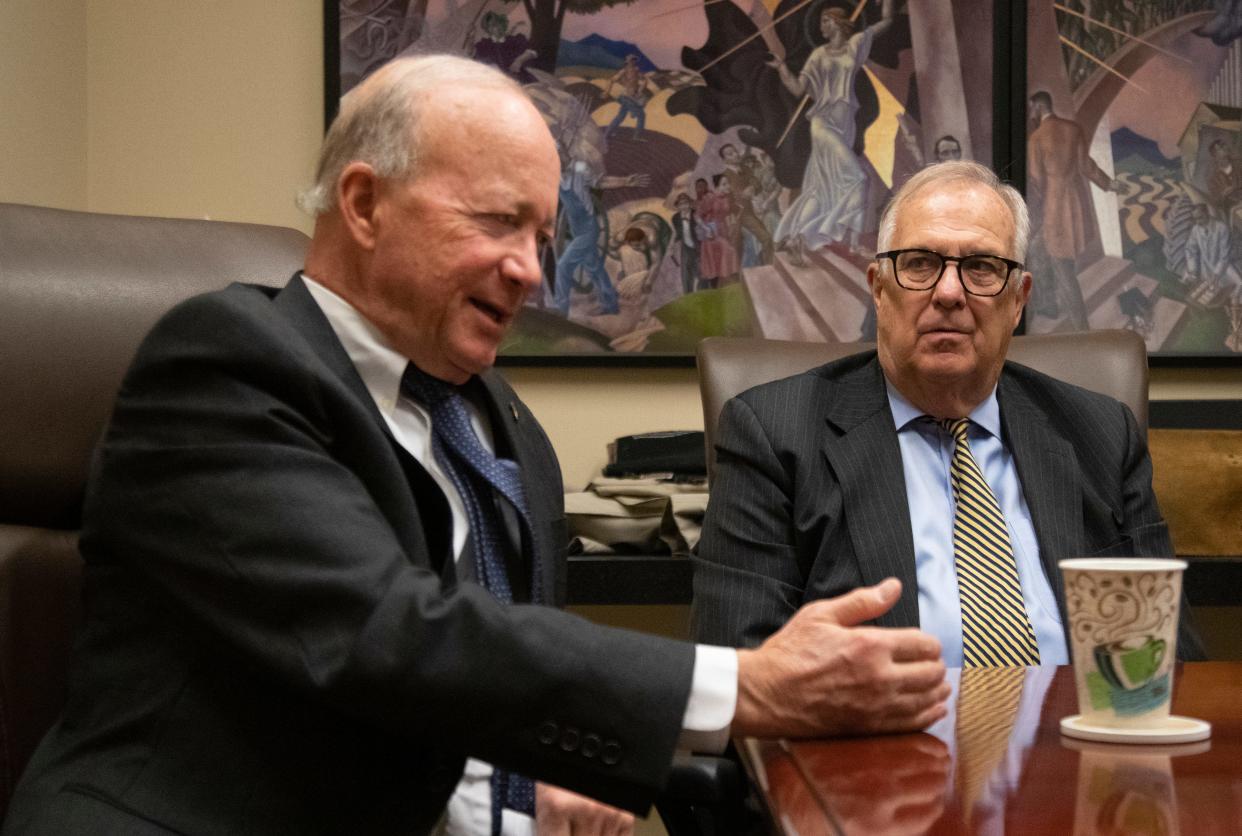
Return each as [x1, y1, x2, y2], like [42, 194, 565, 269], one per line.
[1059, 558, 1185, 728]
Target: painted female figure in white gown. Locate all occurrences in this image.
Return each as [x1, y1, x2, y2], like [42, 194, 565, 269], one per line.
[767, 0, 893, 259]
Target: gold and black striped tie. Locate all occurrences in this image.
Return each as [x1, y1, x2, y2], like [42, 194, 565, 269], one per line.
[941, 418, 1040, 667]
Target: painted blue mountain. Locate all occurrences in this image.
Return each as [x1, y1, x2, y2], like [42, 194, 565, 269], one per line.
[558, 34, 658, 72]
[1111, 126, 1179, 171]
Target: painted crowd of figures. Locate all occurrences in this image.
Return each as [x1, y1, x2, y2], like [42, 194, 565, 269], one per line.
[338, 0, 1242, 354]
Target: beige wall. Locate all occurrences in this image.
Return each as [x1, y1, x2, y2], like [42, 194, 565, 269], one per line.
[506, 367, 705, 489]
[0, 0, 320, 232]
[0, 0, 88, 209]
[2, 0, 1240, 491]
[84, 0, 321, 232]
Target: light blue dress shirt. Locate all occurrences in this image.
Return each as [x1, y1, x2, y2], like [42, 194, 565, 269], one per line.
[886, 383, 1069, 667]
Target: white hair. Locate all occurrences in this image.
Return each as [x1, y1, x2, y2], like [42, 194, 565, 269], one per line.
[876, 160, 1031, 262]
[297, 54, 522, 216]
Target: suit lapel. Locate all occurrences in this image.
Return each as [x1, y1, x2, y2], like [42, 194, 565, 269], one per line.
[821, 358, 920, 627]
[273, 275, 387, 429]
[998, 369, 1081, 623]
[271, 274, 455, 578]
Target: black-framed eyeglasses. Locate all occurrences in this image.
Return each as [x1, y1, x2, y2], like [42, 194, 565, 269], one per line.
[876, 248, 1022, 297]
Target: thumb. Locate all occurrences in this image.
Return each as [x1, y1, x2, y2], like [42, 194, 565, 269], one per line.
[813, 578, 902, 627]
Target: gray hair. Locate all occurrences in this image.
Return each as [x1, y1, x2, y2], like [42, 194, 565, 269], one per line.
[297, 54, 522, 216]
[876, 160, 1031, 263]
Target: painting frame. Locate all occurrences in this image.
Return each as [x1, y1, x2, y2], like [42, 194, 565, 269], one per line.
[322, 1, 1021, 366]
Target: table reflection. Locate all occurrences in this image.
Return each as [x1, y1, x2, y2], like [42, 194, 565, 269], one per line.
[808, 734, 950, 835]
[927, 665, 1057, 829]
[739, 664, 1242, 835]
[1063, 738, 1210, 836]
[745, 734, 951, 836]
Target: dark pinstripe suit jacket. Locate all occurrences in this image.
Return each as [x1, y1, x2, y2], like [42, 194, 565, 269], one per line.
[691, 351, 1205, 660]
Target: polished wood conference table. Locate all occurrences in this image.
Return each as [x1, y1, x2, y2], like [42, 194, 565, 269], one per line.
[737, 662, 1242, 835]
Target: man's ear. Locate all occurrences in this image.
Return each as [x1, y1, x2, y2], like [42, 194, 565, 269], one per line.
[1012, 270, 1033, 328]
[867, 261, 883, 302]
[337, 162, 382, 251]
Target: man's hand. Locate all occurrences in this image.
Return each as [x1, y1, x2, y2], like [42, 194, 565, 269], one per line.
[733, 578, 949, 738]
[535, 783, 635, 836]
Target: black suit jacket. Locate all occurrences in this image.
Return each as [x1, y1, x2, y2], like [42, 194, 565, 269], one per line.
[691, 351, 1205, 660]
[5, 277, 695, 835]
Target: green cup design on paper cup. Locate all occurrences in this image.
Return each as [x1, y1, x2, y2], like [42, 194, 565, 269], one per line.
[1060, 558, 1184, 728]
[1094, 635, 1166, 692]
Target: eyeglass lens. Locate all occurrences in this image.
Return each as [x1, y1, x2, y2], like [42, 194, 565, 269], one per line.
[894, 250, 1010, 294]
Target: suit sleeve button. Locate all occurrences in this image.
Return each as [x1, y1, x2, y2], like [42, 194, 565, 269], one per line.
[601, 740, 622, 765]
[559, 727, 581, 752]
[537, 721, 558, 745]
[581, 733, 602, 758]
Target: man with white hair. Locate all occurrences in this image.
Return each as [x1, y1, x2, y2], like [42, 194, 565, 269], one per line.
[693, 160, 1205, 667]
[4, 56, 951, 836]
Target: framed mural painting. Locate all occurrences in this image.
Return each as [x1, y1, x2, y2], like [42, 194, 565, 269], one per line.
[1025, 0, 1242, 361]
[327, 1, 1004, 363]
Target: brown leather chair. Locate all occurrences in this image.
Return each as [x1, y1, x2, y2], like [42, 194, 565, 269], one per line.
[0, 202, 308, 820]
[696, 330, 1149, 480]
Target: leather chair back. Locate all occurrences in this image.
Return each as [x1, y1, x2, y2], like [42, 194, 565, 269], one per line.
[696, 330, 1149, 480]
[0, 202, 308, 818]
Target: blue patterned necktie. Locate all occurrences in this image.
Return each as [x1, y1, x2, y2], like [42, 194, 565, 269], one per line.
[940, 418, 1040, 667]
[400, 365, 537, 830]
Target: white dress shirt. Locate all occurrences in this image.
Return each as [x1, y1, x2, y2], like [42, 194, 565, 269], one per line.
[301, 276, 736, 834]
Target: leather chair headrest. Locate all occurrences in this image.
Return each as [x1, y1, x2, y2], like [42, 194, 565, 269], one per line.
[0, 203, 308, 529]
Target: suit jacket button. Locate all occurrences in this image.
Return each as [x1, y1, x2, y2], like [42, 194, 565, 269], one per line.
[538, 721, 558, 745]
[559, 727, 581, 752]
[601, 740, 622, 765]
[581, 733, 602, 758]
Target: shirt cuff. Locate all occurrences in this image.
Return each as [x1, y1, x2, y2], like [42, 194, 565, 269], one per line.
[677, 645, 738, 753]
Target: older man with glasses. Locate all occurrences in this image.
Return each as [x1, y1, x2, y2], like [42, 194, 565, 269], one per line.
[692, 160, 1205, 667]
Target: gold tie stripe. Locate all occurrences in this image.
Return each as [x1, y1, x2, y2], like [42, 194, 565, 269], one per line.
[955, 666, 1026, 823]
[942, 418, 1041, 667]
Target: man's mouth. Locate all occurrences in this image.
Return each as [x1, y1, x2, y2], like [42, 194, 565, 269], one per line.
[471, 298, 512, 325]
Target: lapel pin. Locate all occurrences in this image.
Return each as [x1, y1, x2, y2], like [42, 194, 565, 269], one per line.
[509, 402, 520, 422]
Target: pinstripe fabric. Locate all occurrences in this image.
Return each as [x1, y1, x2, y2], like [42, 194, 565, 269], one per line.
[942, 419, 1040, 667]
[692, 351, 1207, 662]
[691, 354, 921, 647]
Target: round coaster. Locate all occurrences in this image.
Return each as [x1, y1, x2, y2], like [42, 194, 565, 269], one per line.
[1060, 715, 1211, 744]
[1060, 734, 1211, 758]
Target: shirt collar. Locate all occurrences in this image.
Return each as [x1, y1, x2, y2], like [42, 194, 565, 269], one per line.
[301, 273, 407, 420]
[884, 375, 1002, 440]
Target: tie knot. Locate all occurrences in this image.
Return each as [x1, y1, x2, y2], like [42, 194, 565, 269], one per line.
[401, 364, 458, 408]
[940, 417, 970, 439]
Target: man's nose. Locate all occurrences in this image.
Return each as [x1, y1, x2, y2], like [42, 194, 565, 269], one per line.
[933, 261, 967, 305]
[503, 235, 545, 292]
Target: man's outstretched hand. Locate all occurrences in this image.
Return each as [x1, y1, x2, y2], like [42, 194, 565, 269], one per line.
[733, 579, 950, 739]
